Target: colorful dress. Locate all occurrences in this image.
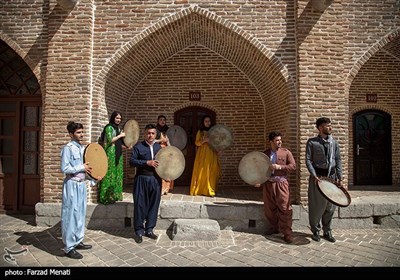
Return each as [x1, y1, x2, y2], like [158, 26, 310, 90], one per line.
[189, 130, 221, 197]
[99, 124, 123, 204]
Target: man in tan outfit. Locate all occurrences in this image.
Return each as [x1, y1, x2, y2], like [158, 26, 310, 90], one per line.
[255, 131, 296, 243]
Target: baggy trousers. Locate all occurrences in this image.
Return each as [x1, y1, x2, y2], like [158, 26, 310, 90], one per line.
[263, 179, 292, 236]
[308, 176, 336, 234]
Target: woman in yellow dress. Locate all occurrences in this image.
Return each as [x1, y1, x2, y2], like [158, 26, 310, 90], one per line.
[190, 115, 221, 197]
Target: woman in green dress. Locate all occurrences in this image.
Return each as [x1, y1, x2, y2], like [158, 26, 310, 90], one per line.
[99, 111, 125, 204]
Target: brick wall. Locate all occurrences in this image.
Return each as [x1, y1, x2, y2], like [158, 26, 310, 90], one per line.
[0, 0, 398, 205]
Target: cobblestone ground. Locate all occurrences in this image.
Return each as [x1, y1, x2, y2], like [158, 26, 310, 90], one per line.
[1, 214, 399, 269]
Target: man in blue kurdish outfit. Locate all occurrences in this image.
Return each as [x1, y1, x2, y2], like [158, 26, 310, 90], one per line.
[130, 124, 162, 243]
[60, 121, 102, 259]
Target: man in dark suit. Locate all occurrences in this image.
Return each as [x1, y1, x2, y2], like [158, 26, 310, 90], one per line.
[130, 124, 162, 243]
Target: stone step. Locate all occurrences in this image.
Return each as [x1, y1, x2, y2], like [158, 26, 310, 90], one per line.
[171, 219, 220, 241]
[35, 194, 400, 231]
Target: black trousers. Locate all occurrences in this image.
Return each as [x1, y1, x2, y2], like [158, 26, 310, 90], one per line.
[133, 175, 161, 236]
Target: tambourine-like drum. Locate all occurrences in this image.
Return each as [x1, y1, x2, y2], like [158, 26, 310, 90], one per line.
[317, 177, 351, 207]
[155, 145, 185, 181]
[166, 125, 187, 150]
[123, 119, 139, 148]
[238, 151, 272, 185]
[84, 143, 108, 180]
[208, 124, 233, 152]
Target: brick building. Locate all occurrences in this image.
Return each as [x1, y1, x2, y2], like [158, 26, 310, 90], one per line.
[0, 0, 399, 214]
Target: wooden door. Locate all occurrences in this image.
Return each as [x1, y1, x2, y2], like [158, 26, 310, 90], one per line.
[0, 102, 41, 213]
[0, 108, 18, 212]
[18, 102, 41, 213]
[353, 110, 392, 185]
[174, 107, 216, 186]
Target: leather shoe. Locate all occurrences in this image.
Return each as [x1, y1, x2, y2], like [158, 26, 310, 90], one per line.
[75, 242, 92, 250]
[65, 249, 83, 259]
[145, 232, 158, 240]
[311, 231, 321, 242]
[283, 235, 293, 244]
[323, 231, 336, 243]
[134, 234, 143, 243]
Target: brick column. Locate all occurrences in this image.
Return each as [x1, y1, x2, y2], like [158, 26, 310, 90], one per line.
[42, 0, 95, 203]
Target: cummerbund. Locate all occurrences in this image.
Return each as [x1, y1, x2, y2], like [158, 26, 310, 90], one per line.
[314, 167, 329, 177]
[136, 169, 155, 176]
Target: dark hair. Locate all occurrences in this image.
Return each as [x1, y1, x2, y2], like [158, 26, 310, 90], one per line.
[200, 115, 213, 131]
[100, 111, 122, 143]
[268, 131, 282, 141]
[316, 117, 331, 129]
[145, 124, 157, 130]
[109, 111, 122, 125]
[157, 115, 166, 121]
[67, 121, 83, 134]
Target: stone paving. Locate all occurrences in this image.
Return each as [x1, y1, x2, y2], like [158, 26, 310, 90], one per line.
[1, 214, 399, 268]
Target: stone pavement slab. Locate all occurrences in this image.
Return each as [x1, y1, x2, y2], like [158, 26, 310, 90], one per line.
[1, 214, 399, 271]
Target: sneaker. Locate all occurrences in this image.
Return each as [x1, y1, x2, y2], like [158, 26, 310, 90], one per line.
[65, 249, 83, 259]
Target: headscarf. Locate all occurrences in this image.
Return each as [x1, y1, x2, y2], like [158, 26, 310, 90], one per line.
[199, 115, 213, 132]
[156, 115, 169, 139]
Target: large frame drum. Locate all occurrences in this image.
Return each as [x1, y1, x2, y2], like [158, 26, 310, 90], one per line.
[123, 119, 140, 148]
[317, 177, 351, 207]
[208, 124, 233, 152]
[166, 125, 187, 150]
[155, 146, 185, 181]
[84, 143, 108, 180]
[238, 151, 272, 185]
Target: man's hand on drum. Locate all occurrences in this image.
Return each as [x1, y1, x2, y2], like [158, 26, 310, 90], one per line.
[338, 180, 346, 189]
[84, 162, 93, 174]
[271, 164, 281, 171]
[147, 160, 159, 168]
[314, 176, 321, 184]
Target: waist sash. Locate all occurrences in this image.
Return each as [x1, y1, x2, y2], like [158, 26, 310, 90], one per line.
[136, 169, 155, 176]
[66, 173, 85, 182]
[268, 175, 287, 183]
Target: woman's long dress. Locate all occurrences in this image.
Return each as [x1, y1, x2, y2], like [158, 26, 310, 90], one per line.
[159, 140, 174, 195]
[189, 130, 221, 197]
[99, 125, 123, 204]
